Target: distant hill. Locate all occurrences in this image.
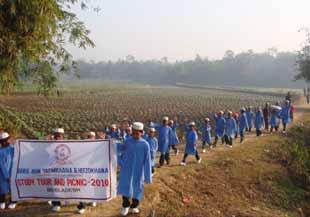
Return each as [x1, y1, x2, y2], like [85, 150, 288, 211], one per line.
[67, 50, 307, 88]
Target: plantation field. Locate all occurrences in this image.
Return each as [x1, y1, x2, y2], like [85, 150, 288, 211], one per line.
[0, 83, 284, 139]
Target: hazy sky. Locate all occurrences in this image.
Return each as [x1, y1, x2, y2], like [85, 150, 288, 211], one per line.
[68, 0, 310, 62]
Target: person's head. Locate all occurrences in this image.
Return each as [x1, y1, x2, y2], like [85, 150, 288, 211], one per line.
[148, 128, 156, 138]
[189, 122, 196, 130]
[227, 111, 232, 118]
[98, 131, 106, 139]
[53, 128, 64, 140]
[256, 107, 261, 113]
[0, 132, 10, 147]
[240, 107, 246, 113]
[162, 116, 169, 125]
[204, 117, 210, 123]
[285, 100, 290, 106]
[87, 131, 96, 140]
[132, 122, 144, 140]
[168, 120, 174, 126]
[218, 111, 224, 117]
[125, 126, 132, 135]
[110, 124, 117, 132]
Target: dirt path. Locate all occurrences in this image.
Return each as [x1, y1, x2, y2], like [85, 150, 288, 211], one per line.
[2, 104, 310, 217]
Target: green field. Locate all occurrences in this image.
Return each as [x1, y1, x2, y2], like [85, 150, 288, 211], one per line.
[0, 82, 284, 139]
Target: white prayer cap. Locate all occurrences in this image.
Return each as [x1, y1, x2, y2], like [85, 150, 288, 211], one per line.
[89, 131, 96, 137]
[53, 128, 64, 134]
[168, 119, 174, 124]
[228, 111, 233, 115]
[0, 132, 10, 140]
[205, 117, 210, 121]
[189, 122, 196, 126]
[219, 111, 224, 115]
[132, 122, 144, 131]
[162, 116, 169, 121]
[111, 124, 117, 129]
[149, 127, 156, 132]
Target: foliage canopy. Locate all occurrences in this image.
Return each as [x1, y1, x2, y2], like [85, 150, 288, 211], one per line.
[0, 0, 95, 95]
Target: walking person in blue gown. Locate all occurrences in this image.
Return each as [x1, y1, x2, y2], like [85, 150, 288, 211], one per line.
[180, 122, 201, 166]
[118, 122, 152, 216]
[168, 120, 179, 155]
[0, 132, 16, 210]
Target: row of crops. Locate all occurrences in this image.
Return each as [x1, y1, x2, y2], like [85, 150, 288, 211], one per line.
[0, 85, 284, 139]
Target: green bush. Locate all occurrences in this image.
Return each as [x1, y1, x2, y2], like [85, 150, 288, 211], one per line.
[280, 122, 310, 190]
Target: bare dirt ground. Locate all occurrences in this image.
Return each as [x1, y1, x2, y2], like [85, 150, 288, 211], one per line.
[2, 104, 310, 217]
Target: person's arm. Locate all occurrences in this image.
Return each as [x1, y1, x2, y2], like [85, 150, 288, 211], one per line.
[0, 152, 10, 180]
[244, 115, 249, 129]
[148, 140, 154, 162]
[117, 141, 127, 168]
[154, 139, 158, 153]
[9, 147, 14, 179]
[233, 119, 237, 132]
[213, 112, 217, 120]
[222, 118, 226, 131]
[194, 131, 198, 144]
[144, 144, 152, 184]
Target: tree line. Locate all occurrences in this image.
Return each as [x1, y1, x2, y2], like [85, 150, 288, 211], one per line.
[72, 49, 306, 88]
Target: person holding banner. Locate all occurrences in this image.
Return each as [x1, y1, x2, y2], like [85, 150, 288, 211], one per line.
[0, 132, 16, 210]
[75, 131, 97, 214]
[118, 122, 152, 216]
[50, 128, 64, 212]
[124, 126, 132, 142]
[108, 124, 120, 140]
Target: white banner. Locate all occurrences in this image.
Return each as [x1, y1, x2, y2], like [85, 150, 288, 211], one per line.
[10, 140, 117, 202]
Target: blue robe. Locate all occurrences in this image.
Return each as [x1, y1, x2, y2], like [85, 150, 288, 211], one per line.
[124, 134, 132, 142]
[170, 124, 179, 146]
[108, 130, 120, 139]
[214, 114, 226, 137]
[225, 117, 237, 138]
[155, 125, 172, 154]
[255, 111, 264, 129]
[0, 146, 14, 195]
[280, 106, 291, 124]
[239, 113, 249, 132]
[118, 137, 152, 200]
[202, 123, 212, 143]
[185, 130, 198, 155]
[146, 137, 158, 167]
[246, 111, 254, 128]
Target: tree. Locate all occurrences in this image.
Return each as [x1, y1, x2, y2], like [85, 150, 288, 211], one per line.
[296, 28, 310, 84]
[0, 0, 96, 95]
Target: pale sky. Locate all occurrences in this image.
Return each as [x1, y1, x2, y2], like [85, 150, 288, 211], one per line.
[68, 0, 310, 62]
